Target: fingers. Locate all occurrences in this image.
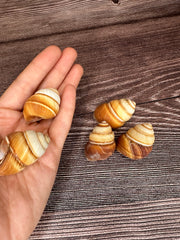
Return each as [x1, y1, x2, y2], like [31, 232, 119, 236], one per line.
[49, 61, 83, 147]
[39, 47, 78, 90]
[0, 45, 61, 110]
[58, 63, 83, 94]
[49, 84, 76, 149]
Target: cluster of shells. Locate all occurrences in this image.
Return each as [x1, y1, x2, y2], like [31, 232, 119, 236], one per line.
[0, 87, 155, 175]
[85, 99, 155, 161]
[0, 88, 60, 176]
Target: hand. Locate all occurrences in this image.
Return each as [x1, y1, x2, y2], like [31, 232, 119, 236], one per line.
[0, 45, 83, 240]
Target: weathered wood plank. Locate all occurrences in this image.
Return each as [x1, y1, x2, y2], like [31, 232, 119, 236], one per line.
[0, 16, 179, 106]
[0, 0, 179, 42]
[30, 199, 180, 239]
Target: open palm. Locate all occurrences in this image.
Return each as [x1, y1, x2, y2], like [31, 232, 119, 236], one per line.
[0, 46, 83, 240]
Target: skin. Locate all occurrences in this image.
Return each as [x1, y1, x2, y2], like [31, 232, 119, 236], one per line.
[0, 45, 83, 240]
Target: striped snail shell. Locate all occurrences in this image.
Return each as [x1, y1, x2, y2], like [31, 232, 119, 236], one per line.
[23, 88, 60, 123]
[116, 123, 155, 160]
[94, 99, 136, 129]
[0, 130, 50, 176]
[85, 121, 116, 161]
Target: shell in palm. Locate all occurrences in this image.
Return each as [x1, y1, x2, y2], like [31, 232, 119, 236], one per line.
[85, 121, 116, 161]
[94, 99, 136, 129]
[116, 123, 155, 160]
[0, 130, 50, 176]
[23, 88, 60, 123]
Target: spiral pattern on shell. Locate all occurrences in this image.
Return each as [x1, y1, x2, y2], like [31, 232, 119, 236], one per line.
[0, 130, 50, 176]
[23, 88, 60, 123]
[116, 123, 155, 160]
[94, 99, 136, 129]
[85, 121, 116, 161]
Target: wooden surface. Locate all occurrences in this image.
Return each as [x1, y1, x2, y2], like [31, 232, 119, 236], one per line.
[0, 0, 180, 239]
[30, 199, 180, 239]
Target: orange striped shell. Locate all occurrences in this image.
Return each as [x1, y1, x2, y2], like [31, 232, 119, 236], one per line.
[94, 99, 136, 129]
[0, 130, 50, 176]
[23, 88, 60, 123]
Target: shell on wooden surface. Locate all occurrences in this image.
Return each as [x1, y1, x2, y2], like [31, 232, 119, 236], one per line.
[23, 88, 60, 123]
[94, 99, 136, 129]
[116, 123, 155, 160]
[0, 130, 50, 176]
[85, 121, 116, 161]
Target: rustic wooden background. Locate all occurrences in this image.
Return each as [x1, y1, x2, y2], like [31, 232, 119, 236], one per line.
[0, 0, 180, 239]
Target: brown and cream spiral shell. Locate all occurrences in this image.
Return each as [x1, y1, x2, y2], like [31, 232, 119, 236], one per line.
[85, 121, 116, 161]
[116, 123, 155, 160]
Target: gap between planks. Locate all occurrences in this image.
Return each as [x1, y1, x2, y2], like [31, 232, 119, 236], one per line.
[75, 95, 180, 118]
[0, 14, 179, 45]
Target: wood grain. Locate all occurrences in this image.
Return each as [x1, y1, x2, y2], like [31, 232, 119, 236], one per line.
[0, 0, 179, 42]
[30, 199, 180, 239]
[0, 16, 179, 106]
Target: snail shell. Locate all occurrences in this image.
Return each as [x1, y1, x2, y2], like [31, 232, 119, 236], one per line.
[116, 123, 155, 160]
[85, 121, 116, 161]
[94, 99, 136, 129]
[0, 130, 50, 176]
[23, 88, 60, 123]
